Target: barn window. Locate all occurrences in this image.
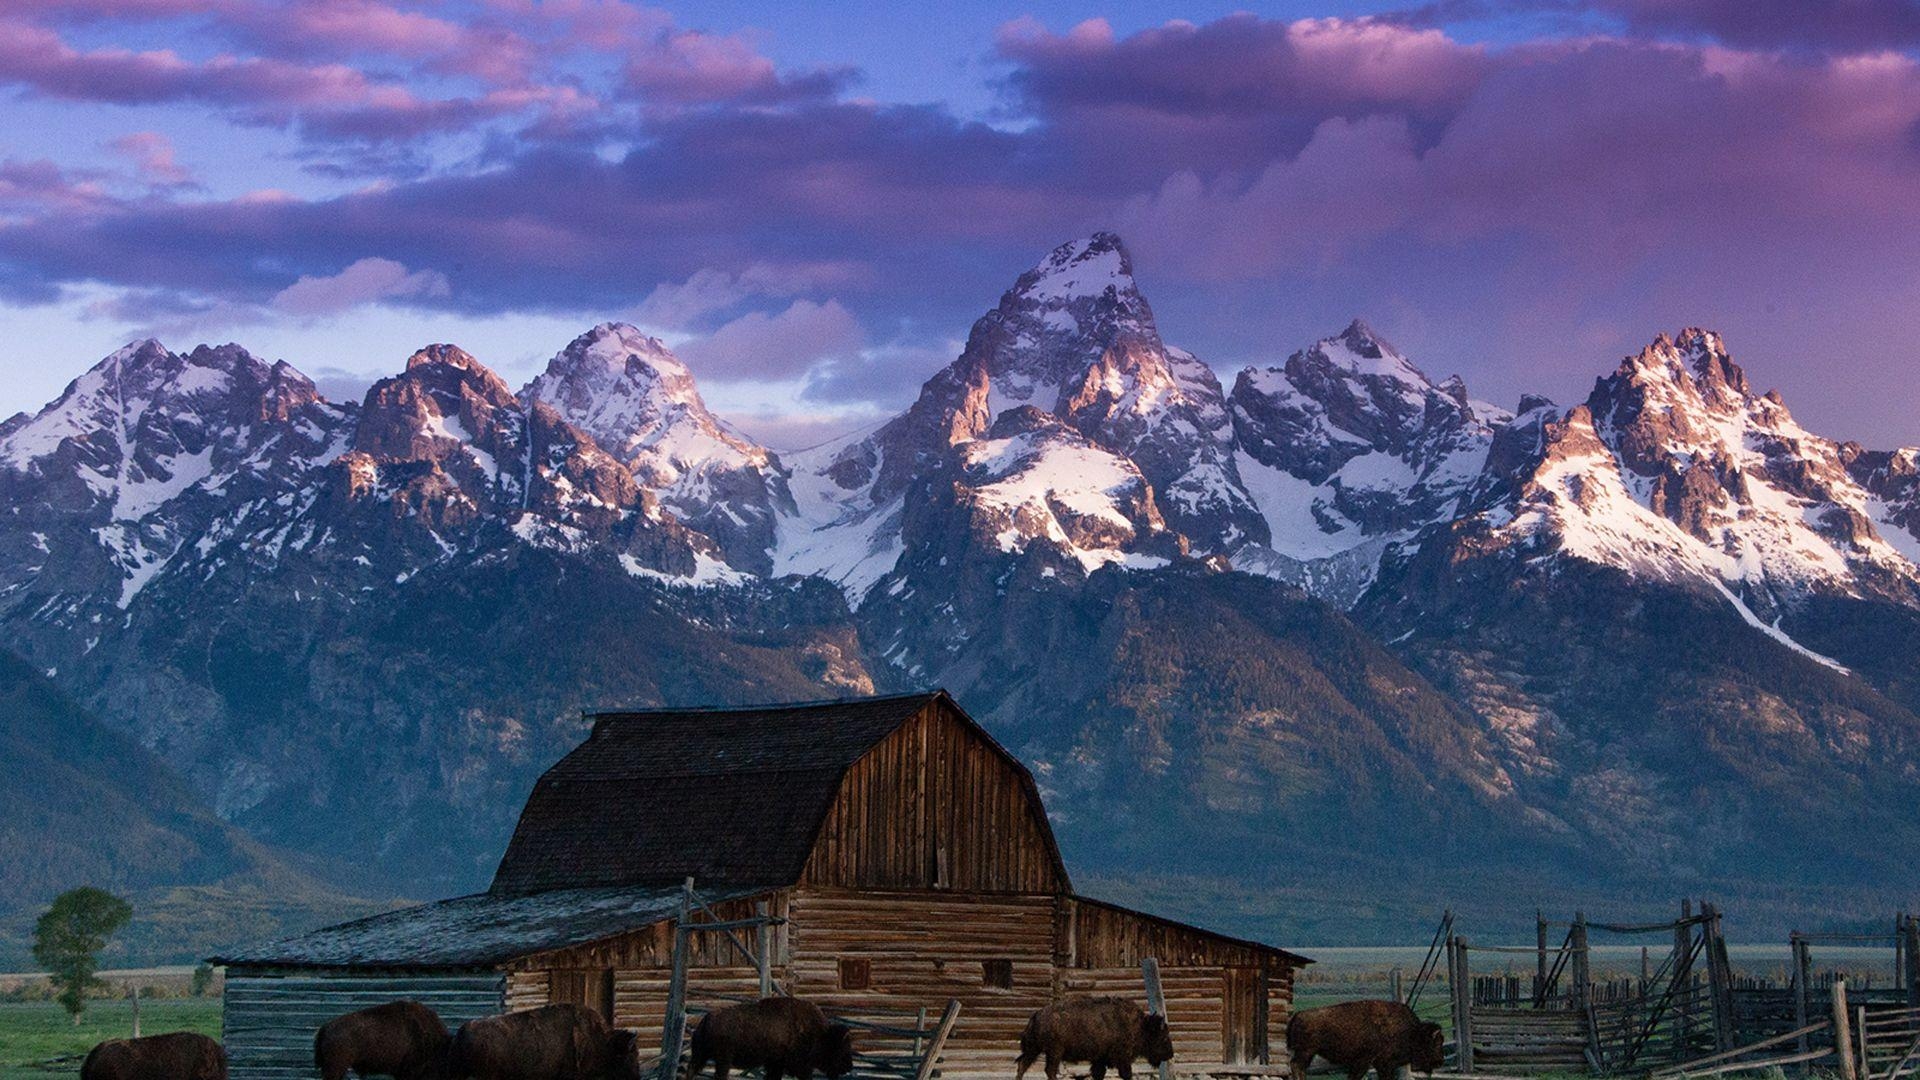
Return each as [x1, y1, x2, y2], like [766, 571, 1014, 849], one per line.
[984, 959, 1014, 989]
[840, 958, 872, 990]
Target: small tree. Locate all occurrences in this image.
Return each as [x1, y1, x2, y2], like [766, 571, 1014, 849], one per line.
[32, 887, 132, 1025]
[190, 962, 215, 997]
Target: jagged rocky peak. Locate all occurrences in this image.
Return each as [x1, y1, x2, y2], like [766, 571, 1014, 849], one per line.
[525, 321, 790, 574]
[0, 337, 349, 482]
[1231, 318, 1497, 489]
[523, 321, 770, 478]
[964, 231, 1164, 424]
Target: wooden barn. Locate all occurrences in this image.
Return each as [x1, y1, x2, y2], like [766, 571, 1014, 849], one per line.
[214, 691, 1309, 1080]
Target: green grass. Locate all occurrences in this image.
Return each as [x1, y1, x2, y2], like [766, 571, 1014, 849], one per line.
[0, 999, 220, 1080]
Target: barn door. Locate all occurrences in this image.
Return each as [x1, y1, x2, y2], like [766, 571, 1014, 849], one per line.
[1223, 968, 1268, 1065]
[551, 969, 615, 1023]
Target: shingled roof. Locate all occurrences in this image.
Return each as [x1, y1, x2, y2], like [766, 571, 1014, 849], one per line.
[209, 883, 773, 969]
[489, 691, 950, 895]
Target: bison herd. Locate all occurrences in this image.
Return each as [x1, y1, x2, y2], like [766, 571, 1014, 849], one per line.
[78, 994, 1444, 1080]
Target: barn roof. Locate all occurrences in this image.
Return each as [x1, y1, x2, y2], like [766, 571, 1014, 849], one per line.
[209, 883, 773, 970]
[489, 691, 964, 895]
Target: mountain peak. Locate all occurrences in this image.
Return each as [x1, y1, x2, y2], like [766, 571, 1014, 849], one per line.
[405, 343, 481, 372]
[1294, 319, 1428, 387]
[1011, 231, 1137, 304]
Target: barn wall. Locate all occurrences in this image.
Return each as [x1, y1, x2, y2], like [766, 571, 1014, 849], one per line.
[506, 894, 789, 972]
[222, 970, 504, 1080]
[1057, 965, 1229, 1067]
[801, 705, 1066, 893]
[786, 888, 1060, 1080]
[1061, 898, 1299, 1069]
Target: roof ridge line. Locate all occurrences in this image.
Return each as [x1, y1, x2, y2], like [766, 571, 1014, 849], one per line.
[584, 689, 943, 719]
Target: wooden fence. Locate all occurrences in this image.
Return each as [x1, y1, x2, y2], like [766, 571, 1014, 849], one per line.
[1443, 911, 1920, 1077]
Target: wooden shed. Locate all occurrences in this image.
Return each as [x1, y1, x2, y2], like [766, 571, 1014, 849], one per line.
[215, 691, 1309, 1080]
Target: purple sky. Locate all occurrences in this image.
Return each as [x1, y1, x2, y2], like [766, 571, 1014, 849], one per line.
[2, 0, 1919, 448]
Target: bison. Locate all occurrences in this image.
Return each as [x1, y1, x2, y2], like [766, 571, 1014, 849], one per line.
[1015, 996, 1174, 1080]
[82, 1032, 227, 1080]
[1285, 1000, 1445, 1080]
[316, 1001, 451, 1080]
[449, 1004, 642, 1080]
[687, 997, 855, 1080]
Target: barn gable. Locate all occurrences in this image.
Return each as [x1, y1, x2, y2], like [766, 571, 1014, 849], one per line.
[490, 690, 1067, 896]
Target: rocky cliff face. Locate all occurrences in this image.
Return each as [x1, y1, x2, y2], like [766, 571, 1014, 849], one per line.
[4, 234, 1920, 931]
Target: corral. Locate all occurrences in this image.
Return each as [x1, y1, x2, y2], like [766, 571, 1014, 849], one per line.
[213, 691, 1310, 1080]
[1437, 906, 1920, 1078]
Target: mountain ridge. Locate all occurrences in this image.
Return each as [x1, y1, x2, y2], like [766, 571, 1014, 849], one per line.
[5, 231, 1920, 942]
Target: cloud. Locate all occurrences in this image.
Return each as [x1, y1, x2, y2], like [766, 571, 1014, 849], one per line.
[622, 27, 853, 108]
[272, 257, 450, 316]
[1594, 0, 1920, 54]
[802, 338, 959, 407]
[106, 131, 192, 185]
[5, 10, 1920, 440]
[995, 13, 1488, 182]
[0, 158, 109, 214]
[633, 261, 865, 330]
[676, 298, 863, 382]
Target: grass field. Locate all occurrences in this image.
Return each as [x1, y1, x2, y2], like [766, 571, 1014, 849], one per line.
[0, 999, 220, 1080]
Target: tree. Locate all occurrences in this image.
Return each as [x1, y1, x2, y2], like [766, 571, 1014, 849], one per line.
[190, 962, 215, 997]
[32, 887, 132, 1025]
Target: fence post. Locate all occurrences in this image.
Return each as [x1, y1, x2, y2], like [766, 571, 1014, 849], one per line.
[1704, 903, 1736, 1053]
[1142, 957, 1172, 1080]
[130, 984, 140, 1039]
[1905, 914, 1920, 1009]
[913, 1001, 964, 1080]
[1676, 901, 1694, 1052]
[1392, 967, 1404, 1005]
[1572, 913, 1591, 1008]
[755, 900, 773, 998]
[1451, 937, 1474, 1074]
[1794, 933, 1812, 1069]
[1537, 911, 1549, 1008]
[658, 878, 695, 1080]
[1834, 977, 1857, 1080]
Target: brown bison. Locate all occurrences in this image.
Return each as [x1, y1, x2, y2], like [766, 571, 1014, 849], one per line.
[82, 1032, 227, 1080]
[449, 1004, 642, 1080]
[687, 996, 856, 1080]
[1285, 1000, 1445, 1080]
[316, 1001, 451, 1080]
[1015, 996, 1175, 1080]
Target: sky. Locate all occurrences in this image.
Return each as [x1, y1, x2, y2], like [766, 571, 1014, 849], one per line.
[2, 1, 1919, 449]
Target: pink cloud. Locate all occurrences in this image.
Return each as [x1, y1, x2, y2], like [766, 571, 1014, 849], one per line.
[677, 299, 864, 381]
[622, 25, 852, 108]
[106, 131, 192, 185]
[272, 256, 450, 316]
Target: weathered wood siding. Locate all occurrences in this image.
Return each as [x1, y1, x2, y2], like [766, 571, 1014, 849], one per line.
[1060, 898, 1295, 1068]
[786, 888, 1059, 1079]
[1064, 899, 1287, 970]
[223, 970, 504, 1080]
[506, 894, 789, 972]
[1057, 965, 1229, 1067]
[801, 705, 1066, 893]
[1265, 968, 1295, 1070]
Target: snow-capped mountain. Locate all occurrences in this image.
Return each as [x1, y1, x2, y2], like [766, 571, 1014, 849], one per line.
[523, 323, 792, 573]
[777, 232, 1262, 606]
[0, 340, 351, 620]
[1406, 329, 1920, 668]
[6, 232, 1920, 937]
[1227, 320, 1507, 602]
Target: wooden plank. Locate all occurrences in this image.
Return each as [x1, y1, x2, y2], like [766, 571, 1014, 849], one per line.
[1838, 979, 1860, 1080]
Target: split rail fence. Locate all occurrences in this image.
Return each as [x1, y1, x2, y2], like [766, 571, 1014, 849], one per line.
[1443, 907, 1920, 1078]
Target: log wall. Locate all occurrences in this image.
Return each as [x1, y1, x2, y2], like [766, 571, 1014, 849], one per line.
[499, 888, 1299, 1078]
[222, 970, 505, 1080]
[785, 888, 1060, 1079]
